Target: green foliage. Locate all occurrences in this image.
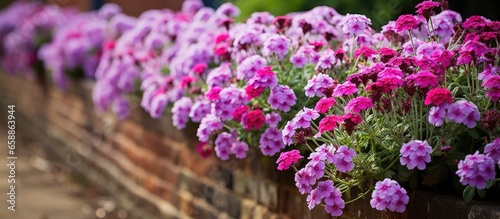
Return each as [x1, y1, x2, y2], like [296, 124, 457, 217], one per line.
[230, 0, 415, 29]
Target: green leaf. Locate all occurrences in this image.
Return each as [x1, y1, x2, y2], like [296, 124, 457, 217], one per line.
[466, 129, 480, 140]
[409, 174, 419, 189]
[486, 180, 495, 189]
[422, 163, 448, 186]
[477, 189, 486, 199]
[463, 186, 475, 202]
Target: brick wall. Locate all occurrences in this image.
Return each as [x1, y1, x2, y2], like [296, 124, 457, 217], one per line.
[0, 73, 499, 219]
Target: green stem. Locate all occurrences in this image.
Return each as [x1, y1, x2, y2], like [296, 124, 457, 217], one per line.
[408, 31, 416, 56]
[344, 187, 373, 205]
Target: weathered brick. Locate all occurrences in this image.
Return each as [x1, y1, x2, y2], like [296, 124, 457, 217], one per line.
[259, 180, 278, 211]
[468, 203, 500, 218]
[430, 195, 471, 219]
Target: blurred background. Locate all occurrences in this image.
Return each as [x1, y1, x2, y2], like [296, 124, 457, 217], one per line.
[2, 0, 499, 30]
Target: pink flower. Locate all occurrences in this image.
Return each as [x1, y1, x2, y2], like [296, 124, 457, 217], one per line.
[456, 151, 496, 189]
[345, 97, 374, 114]
[354, 46, 376, 59]
[457, 40, 489, 65]
[395, 14, 419, 32]
[191, 63, 207, 75]
[232, 105, 250, 123]
[424, 87, 453, 106]
[341, 113, 363, 135]
[242, 109, 266, 130]
[370, 179, 409, 213]
[315, 97, 336, 114]
[400, 140, 432, 170]
[332, 81, 358, 97]
[245, 84, 265, 99]
[205, 86, 223, 101]
[318, 115, 343, 135]
[196, 142, 212, 158]
[482, 75, 500, 101]
[406, 71, 439, 89]
[415, 1, 440, 20]
[248, 66, 278, 89]
[378, 47, 398, 63]
[277, 150, 303, 170]
[180, 76, 197, 88]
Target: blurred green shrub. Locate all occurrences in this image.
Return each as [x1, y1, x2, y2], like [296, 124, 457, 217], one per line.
[231, 0, 415, 29]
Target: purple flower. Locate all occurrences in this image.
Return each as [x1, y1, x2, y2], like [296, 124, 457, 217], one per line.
[311, 144, 336, 163]
[333, 146, 356, 172]
[295, 168, 315, 194]
[248, 66, 278, 89]
[324, 185, 345, 217]
[485, 138, 500, 164]
[340, 14, 372, 36]
[370, 179, 409, 213]
[113, 97, 130, 120]
[305, 160, 325, 180]
[172, 97, 193, 130]
[456, 151, 496, 189]
[259, 127, 285, 156]
[400, 140, 432, 170]
[236, 55, 267, 80]
[293, 108, 320, 129]
[231, 141, 249, 159]
[213, 86, 248, 121]
[277, 150, 303, 170]
[197, 114, 223, 142]
[307, 180, 335, 210]
[315, 49, 337, 71]
[206, 63, 233, 88]
[304, 73, 334, 97]
[214, 132, 237, 160]
[428, 104, 447, 127]
[262, 34, 290, 60]
[457, 40, 489, 65]
[446, 100, 481, 128]
[268, 85, 297, 112]
[265, 112, 281, 128]
[149, 93, 169, 119]
[189, 99, 211, 122]
[290, 52, 308, 68]
[282, 120, 296, 146]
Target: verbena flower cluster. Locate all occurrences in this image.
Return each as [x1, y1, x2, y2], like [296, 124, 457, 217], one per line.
[1, 0, 499, 216]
